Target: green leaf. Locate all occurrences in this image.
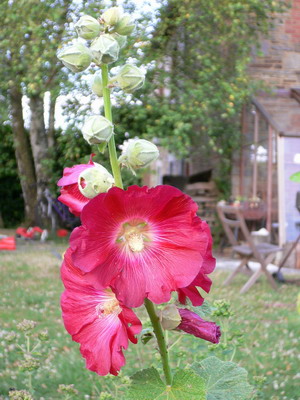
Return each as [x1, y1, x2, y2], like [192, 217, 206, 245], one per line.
[126, 368, 206, 400]
[290, 171, 300, 183]
[188, 300, 215, 319]
[192, 356, 252, 400]
[141, 328, 154, 345]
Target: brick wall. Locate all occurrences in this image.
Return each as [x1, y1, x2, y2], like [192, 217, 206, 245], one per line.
[249, 0, 300, 89]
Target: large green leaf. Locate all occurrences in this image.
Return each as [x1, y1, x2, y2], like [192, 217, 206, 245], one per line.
[192, 357, 252, 400]
[126, 368, 206, 400]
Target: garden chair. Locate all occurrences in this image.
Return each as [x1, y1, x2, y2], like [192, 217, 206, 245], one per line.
[216, 202, 281, 293]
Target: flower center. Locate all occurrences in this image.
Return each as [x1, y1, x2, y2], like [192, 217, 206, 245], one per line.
[96, 289, 122, 318]
[117, 221, 150, 253]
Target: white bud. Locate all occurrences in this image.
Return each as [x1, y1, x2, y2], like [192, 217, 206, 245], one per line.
[90, 34, 119, 65]
[82, 116, 114, 145]
[102, 7, 123, 26]
[75, 15, 101, 40]
[78, 163, 114, 198]
[119, 139, 159, 172]
[115, 64, 145, 93]
[57, 43, 91, 73]
[91, 74, 103, 97]
[114, 15, 135, 35]
[160, 305, 182, 331]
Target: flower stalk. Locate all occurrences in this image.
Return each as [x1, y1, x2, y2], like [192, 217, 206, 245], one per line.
[101, 64, 123, 189]
[144, 298, 172, 386]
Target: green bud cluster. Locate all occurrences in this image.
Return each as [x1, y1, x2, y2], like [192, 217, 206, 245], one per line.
[9, 390, 33, 400]
[16, 319, 37, 332]
[212, 300, 233, 318]
[19, 356, 40, 372]
[57, 384, 79, 396]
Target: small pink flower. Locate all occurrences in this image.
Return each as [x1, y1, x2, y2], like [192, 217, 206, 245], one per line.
[61, 249, 142, 376]
[69, 185, 211, 308]
[57, 154, 114, 216]
[177, 222, 216, 306]
[177, 308, 221, 344]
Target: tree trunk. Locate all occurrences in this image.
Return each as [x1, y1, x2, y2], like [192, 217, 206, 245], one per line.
[29, 94, 49, 199]
[47, 92, 56, 149]
[9, 85, 37, 226]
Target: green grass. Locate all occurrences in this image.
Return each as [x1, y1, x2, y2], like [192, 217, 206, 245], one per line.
[0, 242, 299, 400]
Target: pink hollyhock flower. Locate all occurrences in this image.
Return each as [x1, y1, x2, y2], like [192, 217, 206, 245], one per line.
[70, 185, 212, 308]
[57, 154, 114, 216]
[177, 308, 221, 344]
[177, 221, 216, 306]
[61, 249, 142, 376]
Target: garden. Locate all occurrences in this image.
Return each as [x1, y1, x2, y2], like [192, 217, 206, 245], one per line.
[1, 1, 300, 399]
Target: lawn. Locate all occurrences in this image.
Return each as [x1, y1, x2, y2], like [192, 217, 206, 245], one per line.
[0, 241, 299, 400]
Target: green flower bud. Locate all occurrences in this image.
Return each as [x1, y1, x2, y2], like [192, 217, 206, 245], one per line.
[75, 15, 101, 40]
[159, 304, 182, 330]
[57, 384, 78, 396]
[114, 15, 135, 35]
[91, 74, 103, 96]
[102, 7, 122, 26]
[78, 163, 114, 198]
[19, 357, 40, 372]
[111, 32, 127, 49]
[115, 64, 145, 93]
[57, 43, 91, 72]
[119, 139, 159, 173]
[82, 116, 114, 144]
[38, 329, 49, 341]
[90, 34, 119, 65]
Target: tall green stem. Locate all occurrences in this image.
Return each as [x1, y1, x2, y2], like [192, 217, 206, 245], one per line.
[144, 298, 172, 386]
[101, 64, 123, 189]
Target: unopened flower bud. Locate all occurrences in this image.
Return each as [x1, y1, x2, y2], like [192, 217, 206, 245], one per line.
[9, 390, 33, 400]
[75, 15, 101, 40]
[115, 64, 145, 93]
[82, 116, 114, 144]
[160, 304, 182, 330]
[78, 164, 114, 198]
[90, 34, 119, 64]
[16, 319, 37, 332]
[91, 74, 103, 97]
[114, 15, 135, 35]
[58, 384, 78, 396]
[57, 43, 91, 72]
[102, 7, 122, 26]
[111, 33, 127, 49]
[119, 139, 159, 172]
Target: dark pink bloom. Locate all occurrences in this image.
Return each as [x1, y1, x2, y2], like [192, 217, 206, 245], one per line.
[61, 249, 142, 376]
[177, 221, 215, 306]
[177, 308, 221, 344]
[70, 185, 210, 308]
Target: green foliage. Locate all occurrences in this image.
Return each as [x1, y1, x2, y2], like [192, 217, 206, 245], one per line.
[126, 367, 205, 400]
[192, 356, 253, 400]
[290, 171, 300, 183]
[0, 124, 24, 226]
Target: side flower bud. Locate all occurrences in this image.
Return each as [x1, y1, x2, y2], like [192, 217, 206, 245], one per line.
[91, 74, 103, 97]
[57, 43, 91, 72]
[90, 34, 119, 64]
[114, 15, 135, 35]
[78, 163, 114, 198]
[82, 115, 114, 144]
[101, 7, 122, 26]
[75, 15, 101, 40]
[115, 64, 145, 93]
[118, 139, 159, 172]
[160, 304, 182, 330]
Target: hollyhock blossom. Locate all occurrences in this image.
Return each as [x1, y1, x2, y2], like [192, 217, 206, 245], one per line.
[177, 308, 221, 344]
[57, 154, 114, 216]
[70, 185, 212, 308]
[61, 249, 142, 376]
[177, 221, 216, 306]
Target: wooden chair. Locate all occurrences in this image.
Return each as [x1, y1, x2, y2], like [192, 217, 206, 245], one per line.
[217, 202, 281, 293]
